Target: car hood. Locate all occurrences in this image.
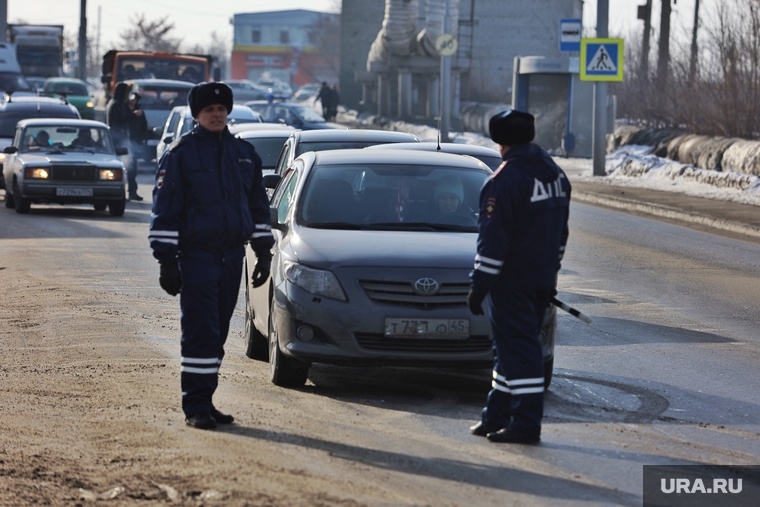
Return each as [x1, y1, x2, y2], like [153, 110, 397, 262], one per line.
[289, 227, 477, 269]
[17, 152, 124, 166]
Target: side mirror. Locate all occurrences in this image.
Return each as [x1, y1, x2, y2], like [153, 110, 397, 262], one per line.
[269, 206, 287, 232]
[162, 136, 173, 145]
[115, 146, 128, 156]
[4, 146, 18, 154]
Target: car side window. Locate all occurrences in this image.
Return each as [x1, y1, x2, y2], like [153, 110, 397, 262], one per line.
[272, 168, 298, 224]
[274, 139, 293, 175]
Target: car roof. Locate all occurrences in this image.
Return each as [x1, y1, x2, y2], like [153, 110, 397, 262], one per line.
[44, 77, 88, 85]
[2, 95, 72, 106]
[291, 129, 419, 142]
[17, 118, 108, 129]
[230, 124, 296, 135]
[368, 141, 500, 156]
[303, 148, 491, 170]
[235, 128, 298, 139]
[127, 79, 195, 89]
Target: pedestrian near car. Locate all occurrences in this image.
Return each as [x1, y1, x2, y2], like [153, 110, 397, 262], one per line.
[126, 92, 148, 201]
[467, 110, 571, 444]
[314, 82, 335, 121]
[148, 82, 275, 430]
[106, 82, 140, 199]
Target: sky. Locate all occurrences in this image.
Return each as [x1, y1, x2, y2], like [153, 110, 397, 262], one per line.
[6, 0, 714, 51]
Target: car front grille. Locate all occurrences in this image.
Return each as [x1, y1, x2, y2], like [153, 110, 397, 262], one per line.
[359, 279, 469, 309]
[51, 165, 98, 181]
[355, 333, 492, 353]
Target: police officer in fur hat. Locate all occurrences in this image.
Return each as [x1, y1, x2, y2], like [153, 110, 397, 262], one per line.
[467, 109, 571, 444]
[149, 82, 274, 430]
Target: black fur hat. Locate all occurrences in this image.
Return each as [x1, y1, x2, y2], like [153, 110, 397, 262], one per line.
[187, 82, 233, 118]
[489, 109, 535, 146]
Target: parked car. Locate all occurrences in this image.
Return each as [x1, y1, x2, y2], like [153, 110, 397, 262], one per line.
[255, 78, 292, 99]
[42, 77, 96, 119]
[243, 148, 557, 388]
[0, 94, 80, 188]
[272, 128, 420, 176]
[156, 104, 264, 162]
[225, 79, 271, 102]
[125, 79, 195, 159]
[2, 118, 128, 216]
[245, 100, 342, 130]
[291, 83, 321, 102]
[232, 127, 296, 175]
[368, 141, 503, 170]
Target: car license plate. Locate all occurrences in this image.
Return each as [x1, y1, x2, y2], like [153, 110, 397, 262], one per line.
[384, 318, 469, 338]
[56, 188, 93, 197]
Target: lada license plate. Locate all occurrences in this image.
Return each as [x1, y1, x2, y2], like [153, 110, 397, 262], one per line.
[384, 318, 469, 339]
[56, 188, 93, 197]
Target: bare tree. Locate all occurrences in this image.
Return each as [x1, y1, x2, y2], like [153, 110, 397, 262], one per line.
[118, 14, 181, 52]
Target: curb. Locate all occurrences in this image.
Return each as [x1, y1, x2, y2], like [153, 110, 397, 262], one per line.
[573, 190, 760, 240]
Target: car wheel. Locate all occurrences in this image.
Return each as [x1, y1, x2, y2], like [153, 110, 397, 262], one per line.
[544, 357, 554, 390]
[13, 181, 30, 214]
[244, 263, 268, 361]
[268, 297, 309, 387]
[108, 199, 126, 217]
[93, 202, 107, 211]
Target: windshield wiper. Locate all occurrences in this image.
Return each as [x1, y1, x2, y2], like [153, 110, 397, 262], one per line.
[306, 222, 363, 230]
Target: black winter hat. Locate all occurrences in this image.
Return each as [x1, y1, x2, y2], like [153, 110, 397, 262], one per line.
[188, 82, 233, 118]
[489, 109, 535, 146]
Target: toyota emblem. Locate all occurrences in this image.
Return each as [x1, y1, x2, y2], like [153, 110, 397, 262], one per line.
[413, 277, 439, 295]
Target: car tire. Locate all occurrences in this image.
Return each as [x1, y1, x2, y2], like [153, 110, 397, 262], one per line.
[93, 203, 107, 211]
[4, 190, 15, 208]
[108, 199, 126, 217]
[268, 297, 309, 387]
[13, 181, 30, 214]
[544, 357, 554, 390]
[244, 265, 268, 361]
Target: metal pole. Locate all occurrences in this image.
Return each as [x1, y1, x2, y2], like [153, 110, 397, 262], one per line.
[592, 0, 609, 176]
[78, 0, 87, 79]
[440, 0, 452, 142]
[0, 0, 7, 43]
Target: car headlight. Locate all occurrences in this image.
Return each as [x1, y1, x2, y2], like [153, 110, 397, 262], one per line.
[283, 260, 346, 301]
[25, 167, 50, 179]
[99, 168, 123, 181]
[86, 100, 94, 108]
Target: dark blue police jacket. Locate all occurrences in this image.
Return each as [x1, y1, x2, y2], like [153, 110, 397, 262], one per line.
[149, 124, 274, 263]
[471, 143, 571, 291]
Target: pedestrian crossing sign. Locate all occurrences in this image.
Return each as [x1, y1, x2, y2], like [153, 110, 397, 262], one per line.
[580, 38, 624, 82]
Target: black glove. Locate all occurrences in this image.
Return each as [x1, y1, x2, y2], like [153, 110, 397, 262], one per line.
[159, 262, 182, 296]
[467, 288, 487, 316]
[251, 255, 271, 288]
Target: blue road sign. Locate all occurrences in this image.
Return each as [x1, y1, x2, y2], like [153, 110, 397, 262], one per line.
[559, 18, 582, 53]
[580, 38, 624, 81]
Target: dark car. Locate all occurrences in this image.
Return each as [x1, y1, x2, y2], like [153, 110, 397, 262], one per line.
[367, 141, 504, 170]
[245, 100, 342, 130]
[0, 94, 80, 189]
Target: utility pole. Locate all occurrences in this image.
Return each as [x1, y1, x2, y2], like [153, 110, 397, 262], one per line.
[0, 0, 7, 43]
[592, 0, 609, 177]
[689, 0, 701, 86]
[657, 0, 672, 90]
[637, 0, 652, 77]
[78, 0, 87, 79]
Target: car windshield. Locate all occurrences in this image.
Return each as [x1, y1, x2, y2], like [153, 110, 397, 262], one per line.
[240, 137, 289, 169]
[47, 82, 88, 96]
[21, 125, 114, 154]
[139, 88, 190, 111]
[291, 105, 326, 122]
[299, 164, 489, 231]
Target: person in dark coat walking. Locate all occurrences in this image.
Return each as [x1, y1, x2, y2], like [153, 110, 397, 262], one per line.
[106, 82, 141, 199]
[149, 82, 275, 430]
[126, 92, 148, 200]
[467, 110, 571, 444]
[314, 82, 336, 121]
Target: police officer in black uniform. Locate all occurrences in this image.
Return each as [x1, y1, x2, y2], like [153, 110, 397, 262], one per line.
[149, 82, 274, 430]
[467, 110, 571, 444]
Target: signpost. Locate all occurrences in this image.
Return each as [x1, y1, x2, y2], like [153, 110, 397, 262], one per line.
[580, 38, 624, 82]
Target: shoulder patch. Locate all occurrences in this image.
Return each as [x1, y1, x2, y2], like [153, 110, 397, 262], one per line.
[484, 197, 496, 218]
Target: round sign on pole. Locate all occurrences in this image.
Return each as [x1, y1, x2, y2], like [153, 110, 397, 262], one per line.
[436, 34, 458, 56]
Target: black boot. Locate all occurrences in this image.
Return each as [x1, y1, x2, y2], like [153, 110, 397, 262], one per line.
[185, 411, 217, 430]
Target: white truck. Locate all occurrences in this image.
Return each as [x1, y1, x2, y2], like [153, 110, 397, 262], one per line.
[7, 24, 65, 80]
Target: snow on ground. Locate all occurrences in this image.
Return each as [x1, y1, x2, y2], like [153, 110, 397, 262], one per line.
[340, 109, 760, 208]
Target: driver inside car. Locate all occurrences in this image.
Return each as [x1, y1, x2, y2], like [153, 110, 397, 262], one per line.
[432, 175, 477, 226]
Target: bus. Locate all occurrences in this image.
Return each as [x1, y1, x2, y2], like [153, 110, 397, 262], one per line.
[100, 50, 216, 101]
